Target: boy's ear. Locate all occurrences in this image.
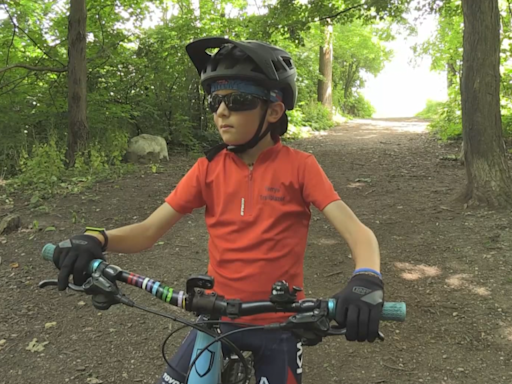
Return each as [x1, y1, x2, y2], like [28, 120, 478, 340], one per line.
[267, 102, 285, 123]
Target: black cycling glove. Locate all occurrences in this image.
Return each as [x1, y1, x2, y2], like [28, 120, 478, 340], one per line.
[53, 234, 105, 290]
[332, 273, 384, 342]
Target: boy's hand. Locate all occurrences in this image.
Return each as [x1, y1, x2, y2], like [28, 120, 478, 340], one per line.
[332, 273, 384, 342]
[53, 235, 105, 290]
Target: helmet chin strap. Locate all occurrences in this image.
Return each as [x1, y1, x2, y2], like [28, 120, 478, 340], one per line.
[226, 104, 271, 154]
[204, 104, 274, 162]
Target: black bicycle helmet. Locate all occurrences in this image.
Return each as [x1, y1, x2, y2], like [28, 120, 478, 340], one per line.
[185, 37, 298, 160]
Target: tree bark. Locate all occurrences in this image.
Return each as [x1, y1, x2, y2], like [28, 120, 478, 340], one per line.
[460, 0, 512, 207]
[317, 22, 333, 115]
[66, 0, 88, 166]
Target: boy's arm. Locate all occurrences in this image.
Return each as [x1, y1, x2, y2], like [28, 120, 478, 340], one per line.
[86, 158, 206, 254]
[321, 200, 380, 272]
[86, 203, 184, 254]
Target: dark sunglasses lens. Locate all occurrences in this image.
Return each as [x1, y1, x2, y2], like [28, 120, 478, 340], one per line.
[208, 93, 262, 112]
[208, 94, 222, 113]
[227, 93, 261, 111]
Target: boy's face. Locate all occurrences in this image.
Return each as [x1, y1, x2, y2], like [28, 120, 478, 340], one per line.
[211, 89, 285, 145]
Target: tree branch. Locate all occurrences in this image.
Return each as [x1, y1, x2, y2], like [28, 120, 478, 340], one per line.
[317, 4, 365, 22]
[0, 21, 17, 84]
[0, 63, 67, 74]
[3, 4, 66, 67]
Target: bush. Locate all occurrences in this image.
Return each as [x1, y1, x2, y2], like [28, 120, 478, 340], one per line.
[12, 139, 66, 197]
[343, 93, 376, 118]
[420, 95, 462, 141]
[299, 101, 335, 131]
[502, 113, 512, 137]
[416, 99, 446, 120]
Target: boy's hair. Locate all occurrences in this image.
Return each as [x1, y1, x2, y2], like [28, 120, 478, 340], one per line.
[214, 45, 289, 137]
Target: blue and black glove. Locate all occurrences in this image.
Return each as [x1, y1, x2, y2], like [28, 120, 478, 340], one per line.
[52, 234, 105, 291]
[332, 271, 384, 342]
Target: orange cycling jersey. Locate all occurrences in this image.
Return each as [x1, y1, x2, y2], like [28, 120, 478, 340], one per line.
[165, 138, 340, 324]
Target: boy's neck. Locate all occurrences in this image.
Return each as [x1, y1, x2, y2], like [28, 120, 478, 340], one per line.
[236, 134, 276, 166]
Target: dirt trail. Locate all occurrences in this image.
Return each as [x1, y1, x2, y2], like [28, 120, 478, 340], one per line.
[1, 118, 512, 384]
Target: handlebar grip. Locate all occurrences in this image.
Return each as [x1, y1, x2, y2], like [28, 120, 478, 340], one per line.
[42, 243, 56, 262]
[381, 302, 406, 322]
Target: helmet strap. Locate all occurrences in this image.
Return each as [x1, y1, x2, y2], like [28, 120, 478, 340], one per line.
[227, 104, 270, 154]
[205, 104, 272, 161]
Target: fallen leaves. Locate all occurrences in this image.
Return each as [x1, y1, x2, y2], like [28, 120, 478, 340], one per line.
[26, 338, 49, 352]
[44, 322, 57, 329]
[86, 377, 103, 384]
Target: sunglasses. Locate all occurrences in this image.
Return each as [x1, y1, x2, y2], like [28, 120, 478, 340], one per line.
[208, 92, 267, 113]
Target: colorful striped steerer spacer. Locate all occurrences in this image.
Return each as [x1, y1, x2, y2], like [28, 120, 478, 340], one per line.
[126, 272, 178, 303]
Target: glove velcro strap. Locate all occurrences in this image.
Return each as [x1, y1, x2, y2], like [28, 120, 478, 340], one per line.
[84, 227, 108, 252]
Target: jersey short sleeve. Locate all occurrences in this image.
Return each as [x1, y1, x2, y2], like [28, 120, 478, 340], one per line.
[301, 154, 341, 211]
[165, 159, 206, 214]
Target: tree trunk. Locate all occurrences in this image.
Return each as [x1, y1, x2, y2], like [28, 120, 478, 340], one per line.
[66, 0, 88, 166]
[460, 0, 512, 207]
[317, 22, 333, 115]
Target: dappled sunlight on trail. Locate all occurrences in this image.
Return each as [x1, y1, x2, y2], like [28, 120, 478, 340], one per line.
[350, 118, 430, 134]
[394, 262, 492, 297]
[504, 326, 512, 342]
[394, 261, 442, 280]
[445, 273, 492, 297]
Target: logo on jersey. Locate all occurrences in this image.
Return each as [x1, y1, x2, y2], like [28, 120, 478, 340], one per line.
[260, 185, 285, 202]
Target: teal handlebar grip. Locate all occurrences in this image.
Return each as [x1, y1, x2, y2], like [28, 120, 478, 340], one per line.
[327, 299, 406, 322]
[41, 243, 102, 274]
[42, 243, 56, 262]
[381, 302, 406, 322]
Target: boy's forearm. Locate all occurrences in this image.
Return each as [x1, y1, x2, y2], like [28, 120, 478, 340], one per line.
[349, 226, 381, 272]
[85, 222, 155, 254]
[84, 203, 184, 254]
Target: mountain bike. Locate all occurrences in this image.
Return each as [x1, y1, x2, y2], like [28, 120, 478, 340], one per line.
[38, 243, 406, 384]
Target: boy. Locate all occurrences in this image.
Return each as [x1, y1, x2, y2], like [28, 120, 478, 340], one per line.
[52, 37, 384, 384]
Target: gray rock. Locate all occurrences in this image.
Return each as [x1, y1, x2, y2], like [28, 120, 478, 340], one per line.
[125, 134, 169, 164]
[0, 215, 21, 235]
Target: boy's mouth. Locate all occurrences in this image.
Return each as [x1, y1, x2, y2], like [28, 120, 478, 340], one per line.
[220, 124, 234, 130]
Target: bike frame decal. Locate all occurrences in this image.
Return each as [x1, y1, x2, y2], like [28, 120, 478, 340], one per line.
[188, 329, 223, 384]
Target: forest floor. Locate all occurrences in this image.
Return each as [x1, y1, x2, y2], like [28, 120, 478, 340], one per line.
[1, 118, 512, 384]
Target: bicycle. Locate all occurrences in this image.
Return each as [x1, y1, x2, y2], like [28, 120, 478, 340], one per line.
[38, 243, 406, 384]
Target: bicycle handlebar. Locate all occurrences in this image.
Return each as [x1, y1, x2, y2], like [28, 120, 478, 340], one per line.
[41, 243, 406, 323]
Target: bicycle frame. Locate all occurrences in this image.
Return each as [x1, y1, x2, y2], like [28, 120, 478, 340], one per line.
[188, 326, 223, 384]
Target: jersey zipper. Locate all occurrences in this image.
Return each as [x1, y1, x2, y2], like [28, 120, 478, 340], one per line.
[241, 167, 254, 217]
[247, 169, 253, 216]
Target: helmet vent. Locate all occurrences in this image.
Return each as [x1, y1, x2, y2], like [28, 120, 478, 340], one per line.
[272, 59, 284, 72]
[282, 57, 294, 69]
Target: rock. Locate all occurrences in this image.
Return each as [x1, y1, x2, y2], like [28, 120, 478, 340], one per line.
[0, 215, 21, 235]
[125, 134, 169, 164]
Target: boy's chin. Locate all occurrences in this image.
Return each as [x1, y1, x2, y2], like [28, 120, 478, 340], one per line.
[220, 135, 249, 146]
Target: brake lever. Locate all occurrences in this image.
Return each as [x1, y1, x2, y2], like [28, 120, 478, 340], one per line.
[327, 325, 385, 341]
[38, 279, 85, 292]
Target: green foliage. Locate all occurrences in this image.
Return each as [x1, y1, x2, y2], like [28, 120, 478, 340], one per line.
[13, 140, 66, 197]
[415, 99, 447, 119]
[297, 102, 335, 131]
[0, 0, 399, 196]
[341, 93, 376, 118]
